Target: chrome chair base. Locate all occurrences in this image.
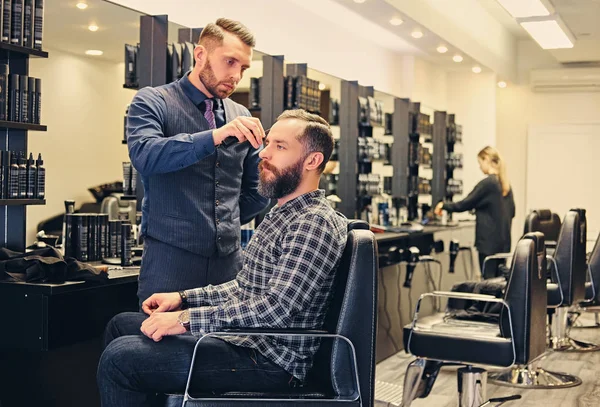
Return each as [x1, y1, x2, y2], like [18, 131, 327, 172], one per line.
[550, 337, 600, 352]
[488, 366, 582, 389]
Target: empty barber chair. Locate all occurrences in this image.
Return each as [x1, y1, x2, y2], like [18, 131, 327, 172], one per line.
[573, 233, 600, 328]
[164, 220, 378, 407]
[546, 210, 600, 353]
[401, 236, 545, 406]
[524, 209, 562, 256]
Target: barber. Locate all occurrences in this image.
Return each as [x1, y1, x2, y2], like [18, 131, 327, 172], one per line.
[435, 146, 514, 275]
[126, 18, 270, 304]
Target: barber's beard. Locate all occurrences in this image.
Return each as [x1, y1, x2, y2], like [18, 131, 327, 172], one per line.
[258, 159, 304, 199]
[198, 58, 236, 99]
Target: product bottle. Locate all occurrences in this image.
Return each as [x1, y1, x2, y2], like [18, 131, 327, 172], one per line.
[26, 152, 35, 198]
[61, 199, 75, 254]
[2, 0, 11, 43]
[33, 0, 43, 50]
[23, 0, 32, 48]
[120, 223, 133, 266]
[35, 152, 44, 199]
[0, 64, 8, 121]
[34, 77, 40, 124]
[8, 73, 18, 122]
[11, 0, 23, 46]
[17, 152, 26, 198]
[27, 76, 34, 123]
[19, 74, 27, 123]
[8, 151, 19, 198]
[1, 150, 9, 199]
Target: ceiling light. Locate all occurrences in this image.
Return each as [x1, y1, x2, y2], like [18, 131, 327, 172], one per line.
[76, 2, 88, 10]
[519, 16, 575, 49]
[85, 50, 103, 56]
[88, 24, 98, 32]
[318, 83, 326, 91]
[437, 45, 448, 54]
[496, 0, 554, 18]
[411, 30, 423, 39]
[472, 66, 482, 73]
[498, 81, 507, 88]
[353, 0, 366, 3]
[453, 55, 463, 63]
[389, 17, 403, 26]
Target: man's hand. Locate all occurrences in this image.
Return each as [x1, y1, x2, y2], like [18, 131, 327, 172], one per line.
[142, 292, 182, 315]
[434, 202, 444, 217]
[213, 116, 266, 149]
[140, 311, 187, 342]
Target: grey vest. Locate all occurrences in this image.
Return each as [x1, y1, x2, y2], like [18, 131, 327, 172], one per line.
[146, 82, 251, 257]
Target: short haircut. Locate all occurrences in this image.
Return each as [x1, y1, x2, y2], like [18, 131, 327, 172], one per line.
[276, 109, 333, 173]
[198, 18, 256, 49]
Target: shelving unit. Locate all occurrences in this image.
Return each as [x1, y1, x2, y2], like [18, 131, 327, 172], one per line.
[0, 42, 48, 252]
[432, 111, 463, 208]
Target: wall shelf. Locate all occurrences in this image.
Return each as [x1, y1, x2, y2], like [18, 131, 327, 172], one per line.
[0, 43, 48, 58]
[0, 199, 46, 206]
[0, 121, 47, 131]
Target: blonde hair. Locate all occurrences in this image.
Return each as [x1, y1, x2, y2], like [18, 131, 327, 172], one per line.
[478, 146, 510, 196]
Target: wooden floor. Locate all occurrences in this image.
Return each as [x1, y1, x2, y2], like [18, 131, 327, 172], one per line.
[375, 314, 600, 407]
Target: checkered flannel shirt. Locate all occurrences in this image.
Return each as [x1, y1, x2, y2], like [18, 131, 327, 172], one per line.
[184, 189, 347, 380]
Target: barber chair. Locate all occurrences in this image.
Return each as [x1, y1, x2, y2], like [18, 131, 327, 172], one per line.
[163, 220, 378, 407]
[572, 233, 600, 328]
[401, 236, 545, 406]
[524, 209, 562, 256]
[546, 210, 599, 353]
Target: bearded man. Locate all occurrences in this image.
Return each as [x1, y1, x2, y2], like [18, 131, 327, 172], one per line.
[126, 18, 270, 304]
[98, 109, 348, 407]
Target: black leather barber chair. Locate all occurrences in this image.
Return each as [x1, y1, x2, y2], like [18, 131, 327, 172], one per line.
[164, 220, 378, 407]
[401, 236, 545, 406]
[524, 209, 562, 256]
[546, 210, 600, 353]
[572, 233, 600, 328]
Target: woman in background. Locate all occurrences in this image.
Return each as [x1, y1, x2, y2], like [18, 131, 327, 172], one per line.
[435, 146, 515, 276]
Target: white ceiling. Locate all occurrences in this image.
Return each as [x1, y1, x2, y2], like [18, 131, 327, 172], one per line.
[476, 0, 600, 63]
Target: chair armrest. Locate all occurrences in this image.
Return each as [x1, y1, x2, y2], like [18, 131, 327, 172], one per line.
[484, 253, 512, 261]
[181, 330, 361, 404]
[545, 241, 557, 248]
[430, 290, 502, 303]
[218, 327, 329, 335]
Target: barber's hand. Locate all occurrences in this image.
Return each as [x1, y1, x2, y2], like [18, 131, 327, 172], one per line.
[213, 116, 265, 149]
[140, 311, 186, 342]
[142, 292, 182, 315]
[434, 202, 444, 217]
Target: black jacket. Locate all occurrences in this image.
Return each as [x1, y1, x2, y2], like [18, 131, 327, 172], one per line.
[443, 175, 512, 255]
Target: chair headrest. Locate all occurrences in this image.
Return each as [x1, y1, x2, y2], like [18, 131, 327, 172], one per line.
[347, 220, 369, 231]
[534, 209, 552, 220]
[523, 232, 545, 255]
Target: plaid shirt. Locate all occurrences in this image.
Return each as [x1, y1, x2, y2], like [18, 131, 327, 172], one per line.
[184, 189, 347, 380]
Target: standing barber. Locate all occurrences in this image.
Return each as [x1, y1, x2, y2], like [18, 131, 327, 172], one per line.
[127, 18, 270, 303]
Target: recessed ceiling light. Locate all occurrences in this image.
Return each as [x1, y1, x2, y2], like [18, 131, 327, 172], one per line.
[318, 83, 326, 91]
[411, 30, 423, 39]
[389, 17, 403, 26]
[88, 24, 99, 32]
[496, 0, 553, 18]
[472, 66, 482, 73]
[453, 55, 464, 63]
[76, 2, 88, 10]
[498, 81, 507, 88]
[85, 50, 103, 56]
[437, 45, 448, 54]
[353, 0, 366, 3]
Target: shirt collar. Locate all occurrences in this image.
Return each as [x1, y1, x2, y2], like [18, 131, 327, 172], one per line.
[271, 190, 326, 214]
[180, 71, 222, 109]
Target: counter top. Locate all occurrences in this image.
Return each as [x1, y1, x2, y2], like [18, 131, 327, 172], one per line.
[374, 220, 475, 243]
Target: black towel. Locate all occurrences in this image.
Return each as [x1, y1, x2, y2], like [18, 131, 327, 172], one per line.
[0, 247, 108, 284]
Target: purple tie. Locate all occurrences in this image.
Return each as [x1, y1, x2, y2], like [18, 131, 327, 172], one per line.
[203, 99, 216, 129]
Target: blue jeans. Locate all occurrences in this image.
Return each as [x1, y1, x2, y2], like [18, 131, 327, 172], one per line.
[97, 312, 294, 407]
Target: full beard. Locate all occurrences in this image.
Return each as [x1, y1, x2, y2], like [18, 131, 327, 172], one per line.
[258, 159, 304, 199]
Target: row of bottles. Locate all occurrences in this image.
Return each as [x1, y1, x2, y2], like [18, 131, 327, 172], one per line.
[0, 150, 45, 200]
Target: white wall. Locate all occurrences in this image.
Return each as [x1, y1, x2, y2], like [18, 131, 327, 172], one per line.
[26, 48, 133, 243]
[446, 71, 497, 213]
[497, 39, 600, 248]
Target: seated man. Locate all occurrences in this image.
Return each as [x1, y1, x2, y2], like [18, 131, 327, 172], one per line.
[97, 109, 348, 407]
